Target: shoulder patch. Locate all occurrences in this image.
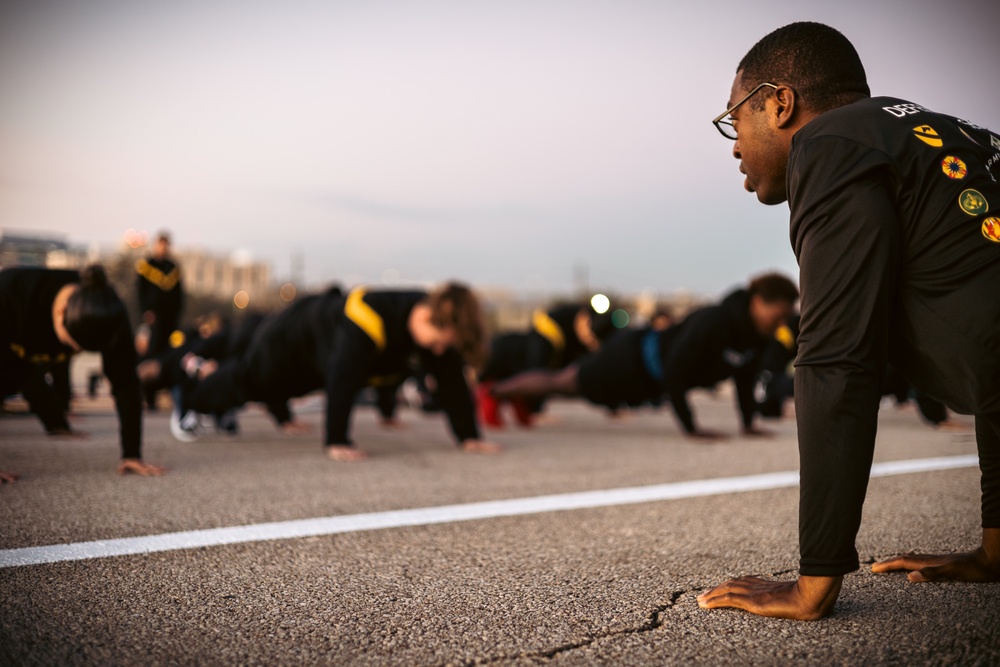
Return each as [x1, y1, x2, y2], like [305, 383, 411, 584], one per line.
[959, 189, 989, 216]
[913, 125, 943, 147]
[982, 217, 1000, 243]
[941, 156, 967, 180]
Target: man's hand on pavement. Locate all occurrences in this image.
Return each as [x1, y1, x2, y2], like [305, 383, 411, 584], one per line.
[697, 574, 843, 621]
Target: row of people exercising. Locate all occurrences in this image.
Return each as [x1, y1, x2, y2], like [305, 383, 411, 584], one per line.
[2, 264, 802, 476]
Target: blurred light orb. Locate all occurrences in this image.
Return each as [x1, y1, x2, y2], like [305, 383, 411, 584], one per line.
[590, 293, 611, 314]
[279, 283, 297, 302]
[611, 309, 629, 328]
[123, 228, 147, 249]
[233, 290, 250, 309]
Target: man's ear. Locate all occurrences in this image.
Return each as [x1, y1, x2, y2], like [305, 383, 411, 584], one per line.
[771, 85, 798, 130]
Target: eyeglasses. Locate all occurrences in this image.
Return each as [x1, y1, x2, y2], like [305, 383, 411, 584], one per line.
[712, 82, 778, 140]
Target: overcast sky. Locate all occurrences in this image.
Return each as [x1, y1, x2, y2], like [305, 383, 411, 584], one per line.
[1, 0, 997, 298]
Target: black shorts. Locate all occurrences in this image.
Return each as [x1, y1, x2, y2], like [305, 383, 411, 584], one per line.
[577, 329, 663, 409]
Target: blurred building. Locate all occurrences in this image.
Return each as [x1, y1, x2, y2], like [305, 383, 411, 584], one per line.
[0, 228, 90, 269]
[173, 249, 272, 303]
[1, 227, 284, 317]
[2, 227, 711, 328]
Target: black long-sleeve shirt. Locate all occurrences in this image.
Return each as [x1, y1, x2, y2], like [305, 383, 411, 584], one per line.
[482, 304, 596, 384]
[136, 256, 183, 323]
[658, 289, 769, 434]
[480, 332, 533, 382]
[524, 304, 592, 370]
[325, 289, 479, 446]
[788, 97, 1000, 576]
[0, 267, 143, 459]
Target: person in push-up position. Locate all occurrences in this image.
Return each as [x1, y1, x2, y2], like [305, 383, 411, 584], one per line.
[492, 273, 798, 439]
[186, 283, 501, 461]
[698, 21, 1000, 620]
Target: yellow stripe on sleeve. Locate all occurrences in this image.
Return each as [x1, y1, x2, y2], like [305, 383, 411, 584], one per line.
[345, 288, 386, 351]
[135, 259, 181, 291]
[531, 310, 565, 352]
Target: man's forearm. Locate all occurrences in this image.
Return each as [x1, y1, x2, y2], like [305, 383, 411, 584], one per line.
[796, 364, 882, 576]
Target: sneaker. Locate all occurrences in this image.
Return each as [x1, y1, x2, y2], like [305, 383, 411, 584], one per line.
[216, 411, 239, 436]
[170, 409, 200, 442]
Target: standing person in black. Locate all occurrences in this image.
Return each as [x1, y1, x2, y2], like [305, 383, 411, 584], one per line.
[135, 231, 183, 410]
[698, 22, 1000, 621]
[0, 265, 165, 478]
[477, 302, 614, 428]
[492, 273, 798, 439]
[187, 283, 501, 461]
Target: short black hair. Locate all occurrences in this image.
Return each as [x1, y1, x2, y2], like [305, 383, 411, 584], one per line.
[64, 265, 130, 351]
[748, 272, 799, 304]
[738, 22, 870, 114]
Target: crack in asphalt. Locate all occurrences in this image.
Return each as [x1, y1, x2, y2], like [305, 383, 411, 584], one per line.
[449, 568, 803, 665]
[448, 590, 687, 666]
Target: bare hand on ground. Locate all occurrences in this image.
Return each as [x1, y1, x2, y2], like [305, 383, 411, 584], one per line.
[116, 459, 166, 476]
[380, 417, 407, 430]
[281, 421, 312, 435]
[326, 445, 369, 461]
[687, 428, 728, 442]
[48, 428, 88, 440]
[697, 574, 843, 620]
[532, 413, 563, 426]
[460, 440, 503, 455]
[934, 419, 972, 433]
[1, 469, 21, 484]
[872, 529, 1000, 582]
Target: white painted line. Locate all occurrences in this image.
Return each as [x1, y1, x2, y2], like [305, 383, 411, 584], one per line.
[0, 455, 978, 569]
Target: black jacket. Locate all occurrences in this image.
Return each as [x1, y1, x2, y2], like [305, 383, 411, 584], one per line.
[658, 289, 770, 433]
[0, 267, 142, 458]
[324, 289, 479, 446]
[482, 304, 599, 382]
[191, 288, 480, 447]
[525, 304, 593, 370]
[135, 256, 183, 324]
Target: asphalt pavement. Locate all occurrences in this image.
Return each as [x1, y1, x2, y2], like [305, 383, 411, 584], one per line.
[1, 383, 997, 666]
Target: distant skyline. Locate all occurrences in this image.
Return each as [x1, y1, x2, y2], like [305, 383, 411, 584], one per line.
[2, 1, 998, 299]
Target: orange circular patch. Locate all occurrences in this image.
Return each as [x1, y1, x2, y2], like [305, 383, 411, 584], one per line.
[942, 156, 967, 179]
[983, 217, 1000, 243]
